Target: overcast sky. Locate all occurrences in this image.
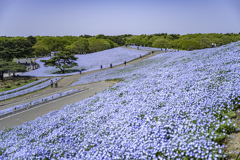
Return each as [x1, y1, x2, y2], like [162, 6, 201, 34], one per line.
[0, 0, 240, 36]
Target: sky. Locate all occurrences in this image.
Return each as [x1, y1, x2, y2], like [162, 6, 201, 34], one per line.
[0, 0, 240, 36]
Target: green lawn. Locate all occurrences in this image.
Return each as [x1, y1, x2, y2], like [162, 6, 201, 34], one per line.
[0, 77, 39, 92]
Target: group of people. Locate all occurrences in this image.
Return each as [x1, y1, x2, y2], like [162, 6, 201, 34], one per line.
[212, 42, 222, 48]
[100, 61, 127, 70]
[50, 79, 58, 88]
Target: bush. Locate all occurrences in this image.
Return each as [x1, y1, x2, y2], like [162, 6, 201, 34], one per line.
[178, 40, 201, 50]
[3, 85, 10, 88]
[15, 82, 20, 86]
[152, 38, 170, 48]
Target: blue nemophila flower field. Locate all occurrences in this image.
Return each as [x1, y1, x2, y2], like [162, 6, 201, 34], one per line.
[20, 47, 148, 77]
[0, 42, 240, 159]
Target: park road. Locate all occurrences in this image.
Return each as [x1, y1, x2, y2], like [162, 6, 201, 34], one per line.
[0, 81, 115, 130]
[0, 48, 165, 130]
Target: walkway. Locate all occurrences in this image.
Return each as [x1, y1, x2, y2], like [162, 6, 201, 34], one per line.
[0, 49, 165, 130]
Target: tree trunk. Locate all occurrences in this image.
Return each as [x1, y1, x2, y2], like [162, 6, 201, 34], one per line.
[60, 68, 65, 74]
[0, 71, 4, 80]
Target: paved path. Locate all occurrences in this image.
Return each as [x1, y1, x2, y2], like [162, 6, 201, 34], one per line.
[0, 82, 115, 130]
[0, 49, 165, 130]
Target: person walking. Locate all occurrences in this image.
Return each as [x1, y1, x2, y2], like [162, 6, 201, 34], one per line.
[124, 61, 126, 66]
[50, 80, 53, 88]
[100, 65, 102, 69]
[55, 79, 58, 88]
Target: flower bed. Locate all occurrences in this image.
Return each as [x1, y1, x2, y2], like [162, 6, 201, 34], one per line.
[0, 78, 49, 96]
[0, 89, 80, 117]
[0, 78, 62, 101]
[20, 47, 149, 77]
[0, 42, 240, 159]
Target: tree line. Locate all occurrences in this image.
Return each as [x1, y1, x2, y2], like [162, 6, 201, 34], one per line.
[1, 33, 240, 58]
[1, 33, 240, 79]
[0, 36, 36, 80]
[32, 34, 132, 57]
[126, 33, 240, 50]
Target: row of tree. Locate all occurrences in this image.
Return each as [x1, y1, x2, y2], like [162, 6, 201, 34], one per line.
[1, 33, 240, 59]
[126, 33, 240, 50]
[0, 36, 37, 80]
[1, 33, 240, 80]
[32, 34, 132, 57]
[0, 35, 132, 79]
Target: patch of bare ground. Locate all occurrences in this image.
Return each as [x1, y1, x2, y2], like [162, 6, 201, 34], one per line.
[223, 108, 240, 159]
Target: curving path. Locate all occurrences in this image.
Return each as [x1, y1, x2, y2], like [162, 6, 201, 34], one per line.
[0, 49, 165, 130]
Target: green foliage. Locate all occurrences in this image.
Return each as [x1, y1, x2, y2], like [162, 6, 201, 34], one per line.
[1, 33, 240, 61]
[178, 40, 201, 50]
[212, 133, 227, 144]
[152, 38, 170, 48]
[126, 33, 240, 50]
[105, 78, 123, 82]
[89, 39, 112, 52]
[40, 51, 78, 74]
[33, 40, 48, 56]
[0, 78, 37, 92]
[0, 59, 26, 80]
[0, 36, 34, 60]
[66, 38, 89, 54]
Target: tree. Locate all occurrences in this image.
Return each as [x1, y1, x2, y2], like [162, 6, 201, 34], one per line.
[178, 40, 201, 50]
[12, 37, 33, 58]
[152, 38, 170, 48]
[89, 39, 111, 52]
[41, 36, 69, 52]
[0, 59, 26, 80]
[8, 61, 27, 77]
[40, 51, 78, 74]
[66, 38, 89, 54]
[0, 37, 34, 60]
[0, 38, 21, 61]
[33, 41, 48, 56]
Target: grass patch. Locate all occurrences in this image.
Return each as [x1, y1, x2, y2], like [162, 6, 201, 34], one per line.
[0, 77, 39, 92]
[105, 78, 124, 82]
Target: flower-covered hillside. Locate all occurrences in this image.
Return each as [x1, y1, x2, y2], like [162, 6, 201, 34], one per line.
[20, 47, 148, 77]
[0, 42, 240, 159]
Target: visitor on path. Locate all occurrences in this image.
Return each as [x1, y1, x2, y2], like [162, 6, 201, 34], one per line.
[79, 69, 81, 74]
[124, 61, 126, 66]
[110, 64, 112, 68]
[220, 42, 222, 46]
[100, 65, 102, 69]
[212, 43, 214, 48]
[55, 79, 58, 88]
[50, 80, 53, 88]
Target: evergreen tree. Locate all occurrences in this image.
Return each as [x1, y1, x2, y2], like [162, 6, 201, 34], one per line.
[41, 51, 78, 74]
